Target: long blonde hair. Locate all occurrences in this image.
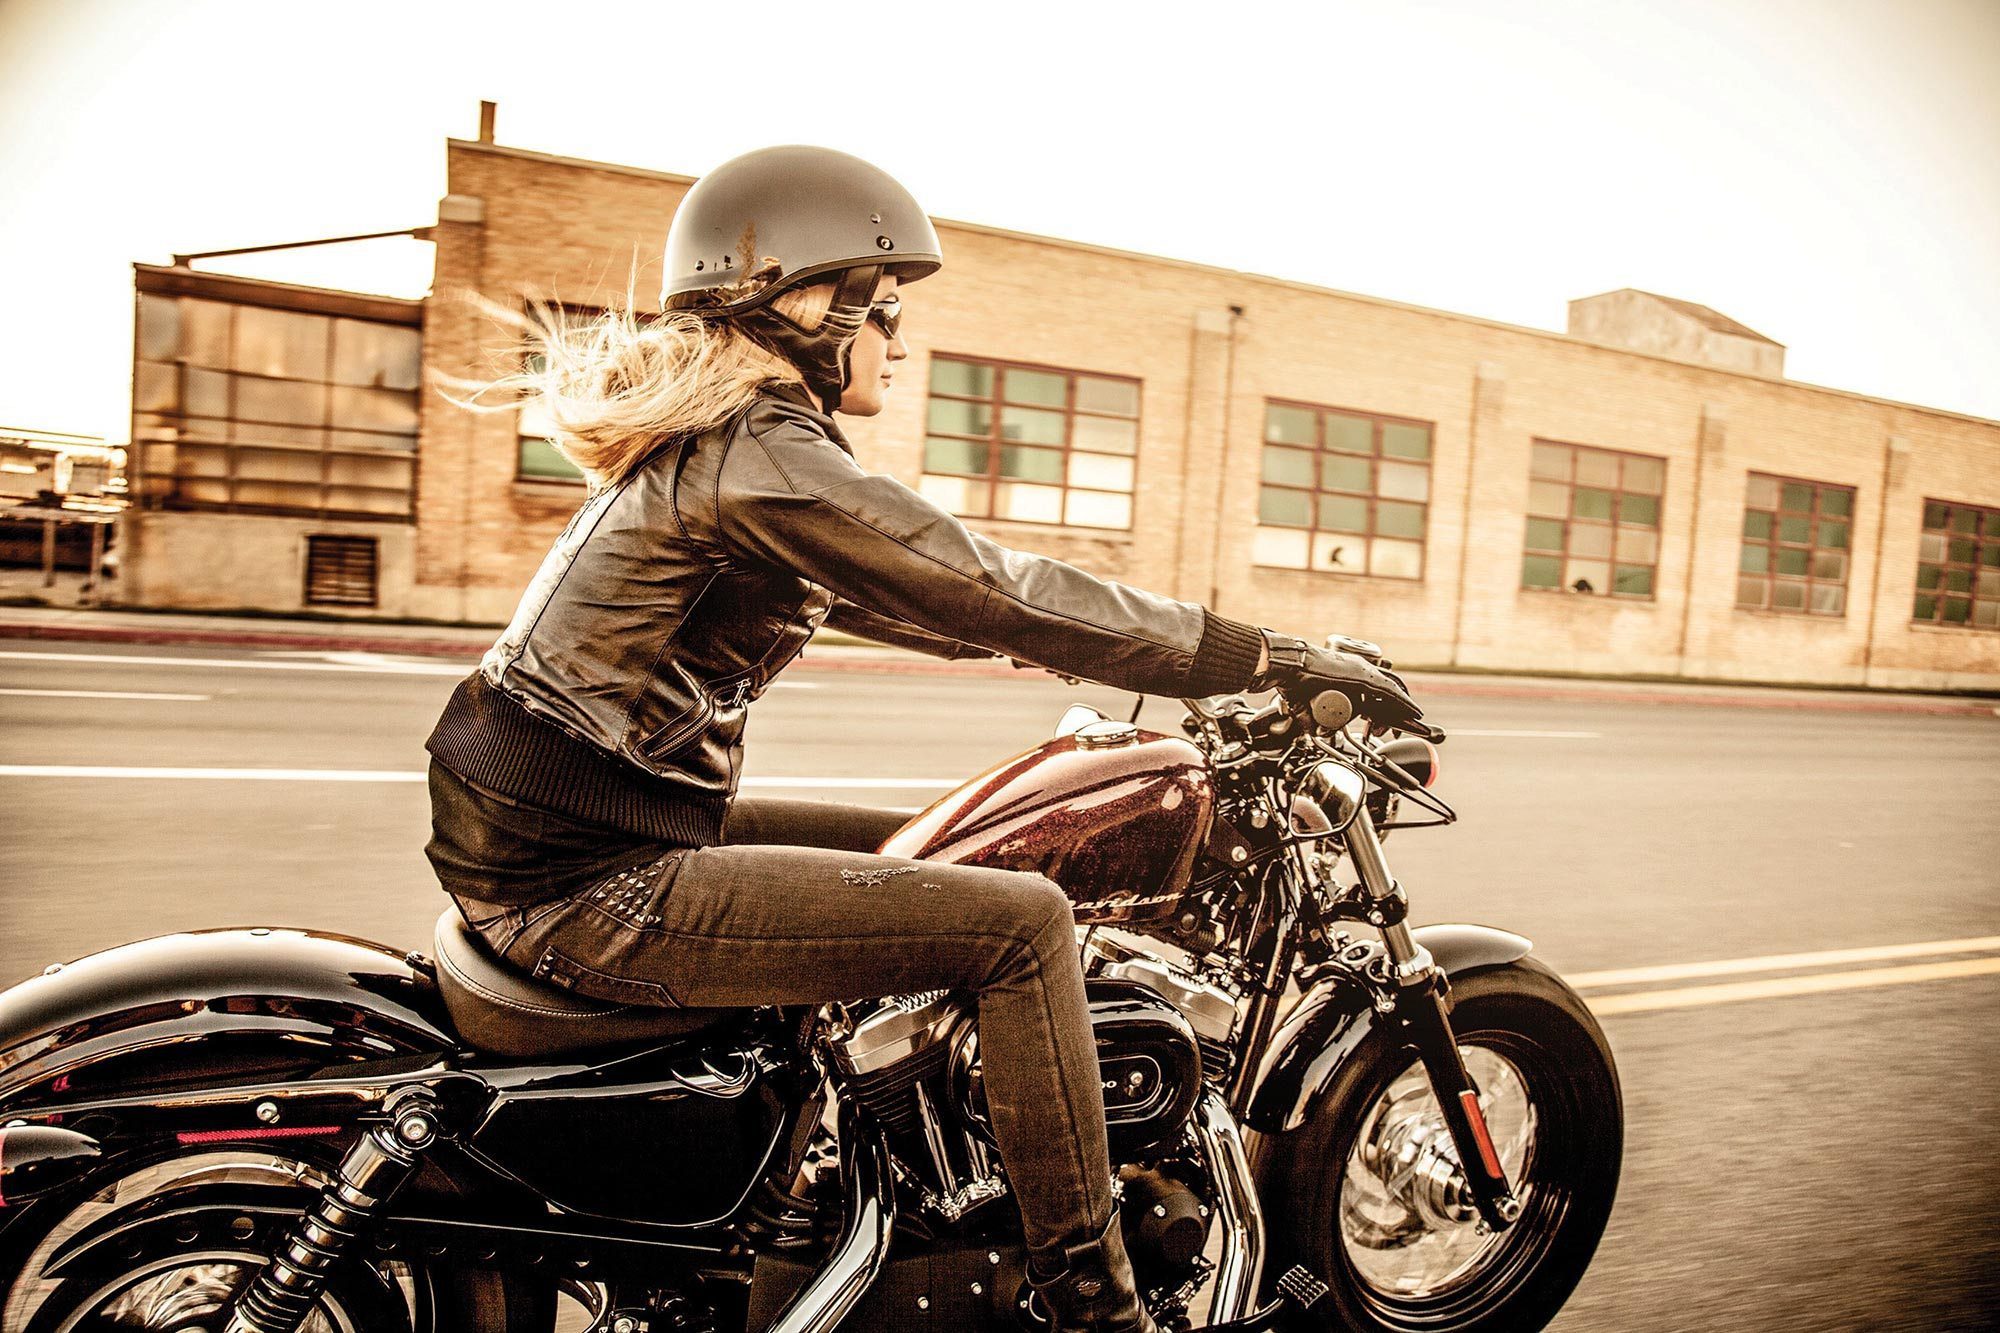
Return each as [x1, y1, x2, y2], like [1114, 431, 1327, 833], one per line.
[445, 270, 834, 491]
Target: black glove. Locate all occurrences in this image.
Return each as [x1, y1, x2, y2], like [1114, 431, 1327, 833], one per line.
[1254, 632, 1424, 732]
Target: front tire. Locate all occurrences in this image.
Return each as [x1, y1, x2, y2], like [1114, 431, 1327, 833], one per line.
[1258, 957, 1622, 1332]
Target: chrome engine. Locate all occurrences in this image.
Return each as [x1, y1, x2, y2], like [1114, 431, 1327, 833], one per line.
[1082, 933, 1242, 1085]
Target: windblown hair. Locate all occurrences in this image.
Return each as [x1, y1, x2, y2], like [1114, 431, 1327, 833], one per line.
[443, 267, 834, 492]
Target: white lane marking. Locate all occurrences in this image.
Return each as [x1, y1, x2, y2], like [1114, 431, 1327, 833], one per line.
[1569, 935, 2000, 989]
[0, 649, 818, 686]
[0, 688, 210, 701]
[0, 766, 950, 787]
[1447, 729, 1600, 739]
[1589, 957, 2000, 1016]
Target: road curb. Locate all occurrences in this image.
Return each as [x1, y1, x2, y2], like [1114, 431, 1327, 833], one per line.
[4, 618, 1995, 718]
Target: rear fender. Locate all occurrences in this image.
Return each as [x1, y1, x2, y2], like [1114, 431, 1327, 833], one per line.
[0, 927, 456, 1117]
[1242, 924, 1532, 1134]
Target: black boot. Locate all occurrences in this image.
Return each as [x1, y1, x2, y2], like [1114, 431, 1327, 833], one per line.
[1027, 1208, 1161, 1333]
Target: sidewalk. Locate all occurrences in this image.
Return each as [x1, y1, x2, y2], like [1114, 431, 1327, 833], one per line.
[2, 604, 1994, 718]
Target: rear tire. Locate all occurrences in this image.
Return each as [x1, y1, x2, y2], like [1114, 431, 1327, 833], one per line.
[1259, 957, 1622, 1333]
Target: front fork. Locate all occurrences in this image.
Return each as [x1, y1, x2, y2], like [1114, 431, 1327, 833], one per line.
[1341, 808, 1524, 1233]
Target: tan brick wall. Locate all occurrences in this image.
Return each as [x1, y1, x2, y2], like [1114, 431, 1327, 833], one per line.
[405, 139, 1999, 688]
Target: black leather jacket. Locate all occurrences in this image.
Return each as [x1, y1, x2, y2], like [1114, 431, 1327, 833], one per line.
[427, 383, 1265, 843]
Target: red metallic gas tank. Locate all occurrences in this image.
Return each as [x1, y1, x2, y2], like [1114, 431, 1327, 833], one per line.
[880, 716, 1214, 926]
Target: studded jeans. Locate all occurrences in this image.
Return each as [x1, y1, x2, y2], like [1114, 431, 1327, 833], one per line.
[426, 761, 1114, 1253]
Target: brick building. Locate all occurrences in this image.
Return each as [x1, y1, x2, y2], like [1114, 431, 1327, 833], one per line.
[127, 134, 2000, 690]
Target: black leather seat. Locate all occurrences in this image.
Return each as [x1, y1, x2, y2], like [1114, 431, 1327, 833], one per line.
[431, 909, 734, 1060]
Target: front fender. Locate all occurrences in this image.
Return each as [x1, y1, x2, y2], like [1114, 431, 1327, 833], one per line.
[0, 927, 455, 1111]
[1242, 923, 1532, 1134]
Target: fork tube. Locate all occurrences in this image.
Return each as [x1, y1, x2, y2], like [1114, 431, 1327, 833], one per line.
[1341, 807, 1423, 970]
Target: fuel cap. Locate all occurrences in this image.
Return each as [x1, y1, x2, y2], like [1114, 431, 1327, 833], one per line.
[1074, 720, 1138, 749]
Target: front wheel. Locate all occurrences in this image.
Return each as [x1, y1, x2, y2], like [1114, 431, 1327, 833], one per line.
[1258, 957, 1622, 1333]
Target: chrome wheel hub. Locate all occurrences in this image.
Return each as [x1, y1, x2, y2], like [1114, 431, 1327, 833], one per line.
[62, 1253, 347, 1332]
[1340, 1046, 1537, 1298]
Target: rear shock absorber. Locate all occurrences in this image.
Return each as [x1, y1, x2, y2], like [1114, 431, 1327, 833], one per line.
[222, 1087, 444, 1333]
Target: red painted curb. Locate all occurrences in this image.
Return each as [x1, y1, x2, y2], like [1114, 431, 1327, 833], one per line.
[3, 620, 1994, 718]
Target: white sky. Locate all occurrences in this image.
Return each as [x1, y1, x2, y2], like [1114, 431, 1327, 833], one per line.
[3, 0, 1997, 441]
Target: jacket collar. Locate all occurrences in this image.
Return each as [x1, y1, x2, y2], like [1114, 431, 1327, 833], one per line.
[764, 379, 854, 457]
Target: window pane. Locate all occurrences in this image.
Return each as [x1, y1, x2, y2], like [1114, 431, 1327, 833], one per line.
[1575, 450, 1619, 488]
[1985, 571, 2000, 597]
[1811, 551, 1848, 582]
[1522, 554, 1562, 588]
[236, 448, 323, 483]
[1810, 584, 1846, 615]
[234, 306, 329, 380]
[1265, 404, 1317, 445]
[1528, 480, 1569, 518]
[1319, 494, 1368, 533]
[1986, 545, 2000, 567]
[1975, 600, 2000, 628]
[1620, 493, 1661, 526]
[1743, 510, 1773, 540]
[1572, 488, 1614, 520]
[1253, 526, 1310, 568]
[1745, 474, 1779, 509]
[1262, 447, 1314, 487]
[1075, 376, 1138, 417]
[1570, 524, 1612, 559]
[1615, 527, 1657, 563]
[1622, 456, 1666, 495]
[1566, 560, 1610, 593]
[924, 437, 989, 475]
[331, 320, 420, 390]
[1778, 515, 1811, 544]
[1986, 511, 2000, 538]
[183, 299, 233, 367]
[1375, 500, 1425, 539]
[1377, 460, 1430, 502]
[1321, 454, 1371, 492]
[999, 406, 1066, 445]
[325, 453, 410, 487]
[1737, 575, 1769, 608]
[1371, 538, 1422, 579]
[1943, 597, 1973, 623]
[1913, 593, 1938, 620]
[930, 358, 993, 398]
[1381, 422, 1431, 461]
[1741, 544, 1770, 574]
[1072, 415, 1137, 454]
[1065, 490, 1131, 529]
[236, 422, 325, 449]
[1002, 368, 1066, 408]
[1316, 533, 1366, 572]
[1951, 509, 1979, 534]
[1325, 414, 1372, 454]
[1773, 580, 1808, 610]
[234, 480, 319, 510]
[138, 295, 181, 362]
[1776, 548, 1810, 576]
[1524, 517, 1565, 553]
[1613, 565, 1654, 597]
[1068, 451, 1134, 492]
[1531, 442, 1571, 481]
[1817, 520, 1849, 550]
[186, 367, 231, 418]
[1949, 538, 1977, 563]
[520, 438, 582, 480]
[995, 482, 1064, 523]
[1916, 565, 1942, 590]
[1921, 500, 1950, 530]
[1820, 488, 1854, 518]
[1780, 482, 1814, 512]
[1918, 533, 1947, 561]
[928, 398, 992, 436]
[135, 361, 178, 413]
[999, 445, 1063, 482]
[1945, 567, 1972, 593]
[237, 378, 325, 427]
[919, 473, 989, 516]
[1259, 487, 1311, 527]
[329, 386, 417, 433]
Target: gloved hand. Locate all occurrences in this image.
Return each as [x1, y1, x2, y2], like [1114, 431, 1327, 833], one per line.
[1254, 631, 1424, 732]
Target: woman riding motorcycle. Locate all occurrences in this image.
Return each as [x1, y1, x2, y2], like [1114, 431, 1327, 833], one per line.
[425, 145, 1419, 1333]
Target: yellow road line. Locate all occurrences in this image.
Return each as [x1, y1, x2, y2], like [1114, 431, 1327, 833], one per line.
[1588, 957, 2000, 1016]
[1569, 935, 2000, 990]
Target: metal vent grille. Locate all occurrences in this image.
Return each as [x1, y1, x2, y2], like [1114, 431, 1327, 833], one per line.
[304, 535, 378, 607]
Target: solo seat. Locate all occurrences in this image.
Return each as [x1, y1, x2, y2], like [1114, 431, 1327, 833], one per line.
[431, 909, 732, 1059]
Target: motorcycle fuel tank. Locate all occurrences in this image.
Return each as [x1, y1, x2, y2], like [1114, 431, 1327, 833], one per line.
[880, 722, 1214, 926]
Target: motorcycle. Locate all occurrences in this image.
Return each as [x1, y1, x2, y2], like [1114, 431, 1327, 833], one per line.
[0, 644, 1622, 1333]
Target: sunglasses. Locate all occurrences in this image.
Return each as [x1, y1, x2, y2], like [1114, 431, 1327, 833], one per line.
[865, 295, 903, 340]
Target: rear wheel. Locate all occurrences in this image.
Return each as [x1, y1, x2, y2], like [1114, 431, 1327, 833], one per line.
[1260, 958, 1622, 1332]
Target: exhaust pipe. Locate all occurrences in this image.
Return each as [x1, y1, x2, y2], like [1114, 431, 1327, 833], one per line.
[0, 1124, 102, 1206]
[767, 1100, 897, 1333]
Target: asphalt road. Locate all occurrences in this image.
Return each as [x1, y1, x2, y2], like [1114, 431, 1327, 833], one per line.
[2, 639, 1997, 1331]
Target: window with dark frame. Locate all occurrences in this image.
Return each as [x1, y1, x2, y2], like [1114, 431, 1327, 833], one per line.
[133, 292, 419, 521]
[920, 355, 1139, 530]
[1914, 498, 2000, 629]
[303, 534, 378, 607]
[1254, 401, 1432, 579]
[1736, 473, 1855, 616]
[516, 350, 585, 484]
[1520, 440, 1666, 598]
